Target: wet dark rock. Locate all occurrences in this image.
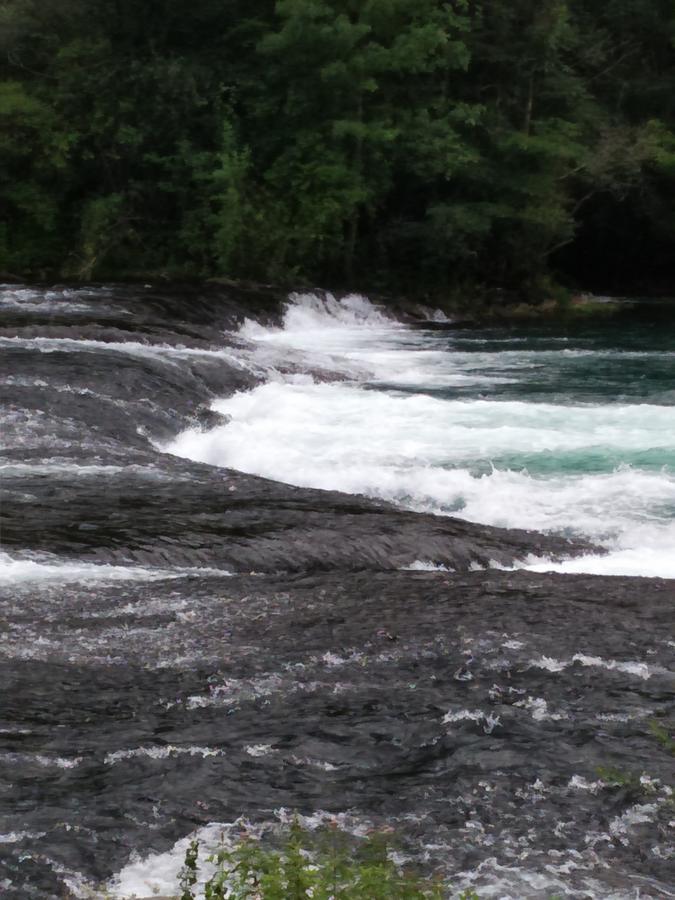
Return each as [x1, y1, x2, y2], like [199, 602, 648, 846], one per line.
[0, 570, 673, 896]
[0, 465, 594, 573]
[0, 284, 673, 899]
[191, 406, 231, 431]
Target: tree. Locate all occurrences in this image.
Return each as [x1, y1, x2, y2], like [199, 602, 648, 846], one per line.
[1, 0, 673, 295]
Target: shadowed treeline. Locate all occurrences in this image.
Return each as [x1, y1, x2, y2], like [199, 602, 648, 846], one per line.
[1, 0, 674, 298]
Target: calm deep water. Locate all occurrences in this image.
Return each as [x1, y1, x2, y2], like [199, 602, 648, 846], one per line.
[0, 286, 673, 899]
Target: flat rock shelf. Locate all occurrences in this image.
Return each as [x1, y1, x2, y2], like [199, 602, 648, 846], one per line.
[0, 284, 672, 899]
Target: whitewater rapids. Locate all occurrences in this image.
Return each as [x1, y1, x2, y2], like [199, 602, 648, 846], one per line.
[0, 284, 673, 900]
[168, 292, 675, 579]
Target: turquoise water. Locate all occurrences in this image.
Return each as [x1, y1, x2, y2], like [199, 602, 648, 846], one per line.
[169, 295, 675, 578]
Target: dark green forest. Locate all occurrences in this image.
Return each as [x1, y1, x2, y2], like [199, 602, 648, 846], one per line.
[1, 0, 674, 298]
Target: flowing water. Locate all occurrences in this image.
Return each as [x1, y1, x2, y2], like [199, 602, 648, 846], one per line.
[170, 292, 675, 579]
[0, 285, 673, 899]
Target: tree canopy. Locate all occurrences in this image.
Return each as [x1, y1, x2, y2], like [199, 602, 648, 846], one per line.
[1, 0, 674, 297]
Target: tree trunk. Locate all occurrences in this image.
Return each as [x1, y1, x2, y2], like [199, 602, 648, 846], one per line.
[523, 74, 534, 135]
[344, 94, 364, 283]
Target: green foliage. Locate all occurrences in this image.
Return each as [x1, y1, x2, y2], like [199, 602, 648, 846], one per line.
[179, 839, 200, 900]
[72, 193, 127, 279]
[181, 819, 446, 899]
[596, 765, 645, 791]
[211, 122, 251, 274]
[1, 0, 674, 293]
[649, 719, 675, 756]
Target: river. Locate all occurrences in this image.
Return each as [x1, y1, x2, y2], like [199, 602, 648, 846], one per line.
[0, 285, 673, 898]
[169, 292, 675, 579]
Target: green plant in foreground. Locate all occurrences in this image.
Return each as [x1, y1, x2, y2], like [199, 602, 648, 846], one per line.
[175, 823, 579, 899]
[179, 819, 446, 899]
[595, 765, 644, 791]
[180, 839, 199, 900]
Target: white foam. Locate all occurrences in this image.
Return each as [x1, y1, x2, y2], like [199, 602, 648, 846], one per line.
[0, 462, 166, 478]
[166, 378, 675, 578]
[568, 775, 603, 793]
[105, 810, 377, 899]
[609, 804, 659, 841]
[0, 830, 47, 843]
[319, 650, 359, 668]
[531, 656, 567, 672]
[240, 292, 396, 343]
[244, 744, 276, 758]
[403, 560, 456, 572]
[0, 752, 82, 768]
[513, 696, 567, 722]
[572, 654, 653, 679]
[14, 288, 669, 579]
[442, 708, 486, 725]
[528, 654, 665, 680]
[164, 290, 675, 580]
[0, 552, 232, 586]
[453, 854, 669, 899]
[443, 709, 501, 733]
[103, 804, 674, 900]
[171, 382, 675, 467]
[104, 746, 225, 765]
[290, 756, 340, 771]
[239, 292, 509, 388]
[106, 822, 225, 898]
[186, 672, 287, 709]
[0, 335, 249, 368]
[0, 285, 107, 313]
[522, 543, 675, 579]
[0, 553, 170, 585]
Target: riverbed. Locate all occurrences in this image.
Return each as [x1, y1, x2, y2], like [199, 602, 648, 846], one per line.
[0, 285, 673, 898]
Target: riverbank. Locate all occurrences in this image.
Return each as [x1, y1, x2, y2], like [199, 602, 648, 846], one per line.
[4, 271, 665, 327]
